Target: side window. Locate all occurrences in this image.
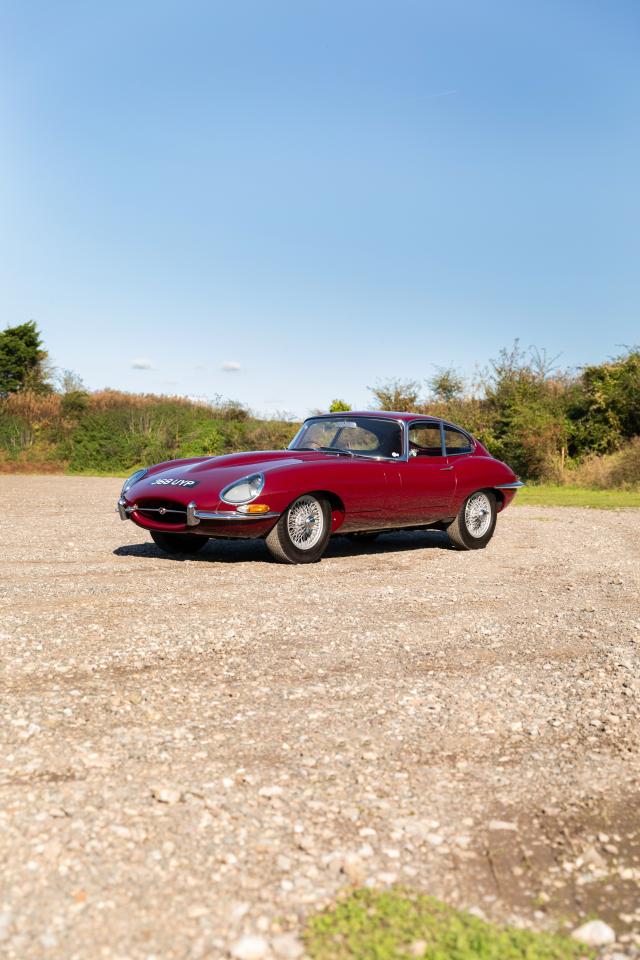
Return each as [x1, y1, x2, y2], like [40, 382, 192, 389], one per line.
[444, 427, 473, 455]
[409, 424, 443, 457]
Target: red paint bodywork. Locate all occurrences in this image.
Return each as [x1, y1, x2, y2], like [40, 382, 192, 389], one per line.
[119, 412, 521, 540]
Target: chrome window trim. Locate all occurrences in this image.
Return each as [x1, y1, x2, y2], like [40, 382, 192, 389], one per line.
[291, 415, 407, 462]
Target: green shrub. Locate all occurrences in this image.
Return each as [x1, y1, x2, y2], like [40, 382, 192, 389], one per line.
[61, 390, 90, 418]
[569, 349, 640, 454]
[178, 422, 226, 458]
[0, 412, 32, 455]
[305, 888, 591, 960]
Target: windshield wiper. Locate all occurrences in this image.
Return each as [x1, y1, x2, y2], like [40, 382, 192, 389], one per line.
[296, 445, 355, 457]
[321, 446, 356, 457]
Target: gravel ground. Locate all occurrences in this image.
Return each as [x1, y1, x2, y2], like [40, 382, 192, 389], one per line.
[1, 475, 639, 960]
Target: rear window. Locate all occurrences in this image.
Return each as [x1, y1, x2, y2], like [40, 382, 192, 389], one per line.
[444, 427, 473, 455]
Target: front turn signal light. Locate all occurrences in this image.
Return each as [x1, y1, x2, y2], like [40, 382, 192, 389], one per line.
[237, 503, 270, 515]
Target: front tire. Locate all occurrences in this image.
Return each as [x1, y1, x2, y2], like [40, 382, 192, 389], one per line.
[265, 495, 331, 564]
[151, 532, 210, 556]
[446, 490, 497, 550]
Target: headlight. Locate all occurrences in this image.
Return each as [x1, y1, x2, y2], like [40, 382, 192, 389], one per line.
[220, 472, 264, 505]
[121, 468, 148, 496]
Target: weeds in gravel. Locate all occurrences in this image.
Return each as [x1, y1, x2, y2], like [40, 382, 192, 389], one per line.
[516, 485, 640, 509]
[305, 888, 592, 960]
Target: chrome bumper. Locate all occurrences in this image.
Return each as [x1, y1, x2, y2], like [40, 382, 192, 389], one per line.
[117, 498, 279, 526]
[495, 481, 525, 489]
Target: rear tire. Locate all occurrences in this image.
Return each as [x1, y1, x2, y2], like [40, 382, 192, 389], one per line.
[151, 532, 210, 555]
[265, 495, 331, 564]
[446, 490, 497, 550]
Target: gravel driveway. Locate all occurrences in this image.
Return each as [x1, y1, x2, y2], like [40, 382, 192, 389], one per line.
[1, 476, 639, 959]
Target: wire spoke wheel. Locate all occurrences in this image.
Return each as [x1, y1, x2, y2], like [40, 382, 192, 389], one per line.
[464, 492, 493, 538]
[266, 494, 331, 563]
[286, 495, 325, 550]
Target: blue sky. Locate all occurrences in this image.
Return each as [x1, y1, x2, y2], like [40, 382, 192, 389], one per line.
[1, 0, 638, 416]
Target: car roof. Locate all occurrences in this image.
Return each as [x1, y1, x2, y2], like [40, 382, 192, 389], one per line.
[305, 411, 439, 423]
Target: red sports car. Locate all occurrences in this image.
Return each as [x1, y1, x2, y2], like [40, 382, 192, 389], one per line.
[117, 412, 523, 563]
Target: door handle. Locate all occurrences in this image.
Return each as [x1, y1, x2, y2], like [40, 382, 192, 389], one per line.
[440, 465, 454, 471]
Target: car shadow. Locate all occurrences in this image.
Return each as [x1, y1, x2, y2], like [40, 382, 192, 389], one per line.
[328, 529, 453, 557]
[113, 529, 454, 564]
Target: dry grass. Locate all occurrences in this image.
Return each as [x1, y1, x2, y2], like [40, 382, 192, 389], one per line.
[567, 437, 640, 490]
[3, 390, 63, 423]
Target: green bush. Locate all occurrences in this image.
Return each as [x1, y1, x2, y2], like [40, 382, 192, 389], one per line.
[178, 422, 226, 458]
[568, 350, 640, 454]
[0, 412, 32, 455]
[61, 390, 90, 418]
[305, 888, 590, 960]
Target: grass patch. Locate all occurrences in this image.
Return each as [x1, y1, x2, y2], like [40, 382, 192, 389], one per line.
[515, 484, 640, 509]
[305, 889, 591, 960]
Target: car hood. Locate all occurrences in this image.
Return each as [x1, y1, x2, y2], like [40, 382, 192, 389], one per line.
[170, 450, 308, 474]
[126, 449, 328, 503]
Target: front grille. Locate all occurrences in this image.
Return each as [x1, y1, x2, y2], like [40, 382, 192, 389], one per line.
[134, 498, 188, 525]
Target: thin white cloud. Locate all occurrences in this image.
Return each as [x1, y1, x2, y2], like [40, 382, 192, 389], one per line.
[427, 88, 456, 99]
[222, 361, 241, 372]
[131, 357, 154, 370]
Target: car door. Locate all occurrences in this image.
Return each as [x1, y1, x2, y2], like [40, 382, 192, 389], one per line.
[331, 420, 402, 529]
[339, 459, 396, 529]
[393, 421, 457, 525]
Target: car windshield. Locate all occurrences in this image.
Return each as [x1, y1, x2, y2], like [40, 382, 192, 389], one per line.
[289, 417, 403, 459]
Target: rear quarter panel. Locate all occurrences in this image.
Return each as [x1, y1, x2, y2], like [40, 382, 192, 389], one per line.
[451, 455, 519, 513]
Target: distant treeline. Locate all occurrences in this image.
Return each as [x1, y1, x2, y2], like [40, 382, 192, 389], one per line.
[0, 390, 296, 473]
[0, 322, 638, 485]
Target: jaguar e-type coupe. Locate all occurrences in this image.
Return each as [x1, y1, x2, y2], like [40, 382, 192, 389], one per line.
[117, 412, 523, 563]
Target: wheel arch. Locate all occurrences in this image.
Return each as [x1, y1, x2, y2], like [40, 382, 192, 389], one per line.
[453, 484, 504, 514]
[488, 486, 506, 511]
[466, 485, 504, 510]
[297, 489, 346, 532]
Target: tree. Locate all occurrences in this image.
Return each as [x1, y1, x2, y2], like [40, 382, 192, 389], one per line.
[58, 369, 86, 394]
[368, 378, 421, 411]
[483, 340, 570, 479]
[568, 348, 640, 454]
[0, 321, 52, 394]
[428, 367, 464, 402]
[329, 399, 351, 412]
